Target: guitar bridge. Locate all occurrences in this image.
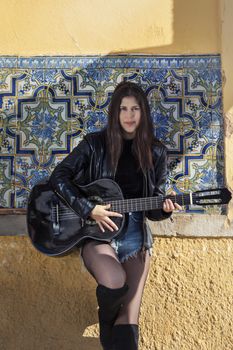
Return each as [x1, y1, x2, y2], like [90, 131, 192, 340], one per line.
[53, 204, 60, 235]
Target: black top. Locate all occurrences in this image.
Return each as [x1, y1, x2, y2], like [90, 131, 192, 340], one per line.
[115, 139, 143, 199]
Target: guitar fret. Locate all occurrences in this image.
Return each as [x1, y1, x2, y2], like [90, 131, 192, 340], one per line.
[109, 193, 193, 213]
[52, 193, 192, 221]
[51, 191, 226, 219]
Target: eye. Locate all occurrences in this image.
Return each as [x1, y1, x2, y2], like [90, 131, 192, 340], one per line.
[119, 106, 127, 111]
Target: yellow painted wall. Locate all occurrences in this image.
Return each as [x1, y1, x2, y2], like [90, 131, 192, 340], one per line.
[0, 0, 220, 55]
[1, 236, 233, 350]
[1, 1, 233, 350]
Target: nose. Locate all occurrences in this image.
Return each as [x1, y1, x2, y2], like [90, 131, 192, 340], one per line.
[127, 109, 135, 118]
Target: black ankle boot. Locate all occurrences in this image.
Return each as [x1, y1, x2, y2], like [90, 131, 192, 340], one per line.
[96, 284, 129, 350]
[112, 324, 139, 350]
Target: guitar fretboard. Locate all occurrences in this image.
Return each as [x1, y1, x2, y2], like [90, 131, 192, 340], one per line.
[108, 194, 192, 213]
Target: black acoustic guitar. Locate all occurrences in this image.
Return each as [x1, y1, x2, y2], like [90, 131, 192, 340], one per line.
[27, 178, 232, 256]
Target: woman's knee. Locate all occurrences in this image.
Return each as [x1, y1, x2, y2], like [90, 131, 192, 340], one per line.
[100, 266, 127, 289]
[81, 241, 127, 288]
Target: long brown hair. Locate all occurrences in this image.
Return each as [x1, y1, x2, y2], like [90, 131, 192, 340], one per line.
[106, 81, 155, 172]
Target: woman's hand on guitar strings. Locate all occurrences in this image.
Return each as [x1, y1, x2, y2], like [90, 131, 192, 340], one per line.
[90, 204, 123, 232]
[163, 191, 183, 213]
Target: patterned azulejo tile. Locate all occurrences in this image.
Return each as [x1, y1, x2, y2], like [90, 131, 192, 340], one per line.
[0, 55, 224, 213]
[0, 156, 15, 207]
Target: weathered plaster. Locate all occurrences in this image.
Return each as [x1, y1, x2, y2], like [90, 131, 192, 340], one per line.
[0, 236, 233, 350]
[0, 0, 220, 55]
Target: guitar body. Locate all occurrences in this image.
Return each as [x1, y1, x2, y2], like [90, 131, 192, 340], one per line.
[27, 178, 125, 256]
[27, 177, 232, 257]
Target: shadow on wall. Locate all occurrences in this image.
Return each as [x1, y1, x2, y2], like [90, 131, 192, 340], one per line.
[0, 237, 101, 350]
[109, 0, 220, 54]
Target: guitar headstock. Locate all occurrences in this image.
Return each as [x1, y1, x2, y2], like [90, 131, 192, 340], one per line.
[193, 188, 232, 206]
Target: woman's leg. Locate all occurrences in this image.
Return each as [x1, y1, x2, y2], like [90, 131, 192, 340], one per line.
[82, 240, 128, 350]
[112, 251, 151, 350]
[81, 240, 127, 288]
[116, 250, 150, 324]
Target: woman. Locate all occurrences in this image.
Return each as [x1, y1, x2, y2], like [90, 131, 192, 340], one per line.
[50, 81, 181, 350]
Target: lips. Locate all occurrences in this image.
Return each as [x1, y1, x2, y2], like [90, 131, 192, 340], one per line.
[124, 122, 135, 127]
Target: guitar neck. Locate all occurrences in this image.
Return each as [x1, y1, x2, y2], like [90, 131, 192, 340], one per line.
[108, 193, 192, 213]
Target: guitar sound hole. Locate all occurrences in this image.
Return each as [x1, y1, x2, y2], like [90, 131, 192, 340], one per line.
[85, 218, 97, 226]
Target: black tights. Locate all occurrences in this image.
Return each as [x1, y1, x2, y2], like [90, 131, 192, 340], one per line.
[82, 240, 150, 325]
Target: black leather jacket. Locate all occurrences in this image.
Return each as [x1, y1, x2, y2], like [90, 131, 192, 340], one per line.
[50, 130, 171, 251]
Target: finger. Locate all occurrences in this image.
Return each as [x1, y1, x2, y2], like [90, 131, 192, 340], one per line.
[169, 192, 183, 210]
[174, 203, 183, 210]
[163, 202, 171, 212]
[101, 221, 115, 232]
[103, 204, 122, 217]
[103, 210, 123, 218]
[98, 222, 105, 232]
[163, 199, 174, 212]
[165, 199, 173, 210]
[103, 217, 119, 231]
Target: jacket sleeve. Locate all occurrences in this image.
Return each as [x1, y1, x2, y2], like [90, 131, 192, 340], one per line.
[49, 137, 95, 220]
[146, 145, 172, 221]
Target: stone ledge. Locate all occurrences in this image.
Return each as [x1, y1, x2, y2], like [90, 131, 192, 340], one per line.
[1, 214, 233, 237]
[148, 214, 233, 237]
[0, 215, 27, 236]
[0, 209, 26, 215]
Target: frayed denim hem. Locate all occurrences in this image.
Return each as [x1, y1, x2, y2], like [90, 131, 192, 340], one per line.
[110, 212, 144, 263]
[117, 247, 143, 263]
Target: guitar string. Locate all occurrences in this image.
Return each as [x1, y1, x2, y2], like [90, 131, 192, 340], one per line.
[51, 192, 222, 220]
[51, 194, 196, 220]
[51, 191, 224, 220]
[52, 197, 226, 220]
[51, 195, 190, 214]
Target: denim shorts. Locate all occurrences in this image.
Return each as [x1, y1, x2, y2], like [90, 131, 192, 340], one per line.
[110, 212, 144, 263]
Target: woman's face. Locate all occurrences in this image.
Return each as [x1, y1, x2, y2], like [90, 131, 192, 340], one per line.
[119, 96, 141, 139]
